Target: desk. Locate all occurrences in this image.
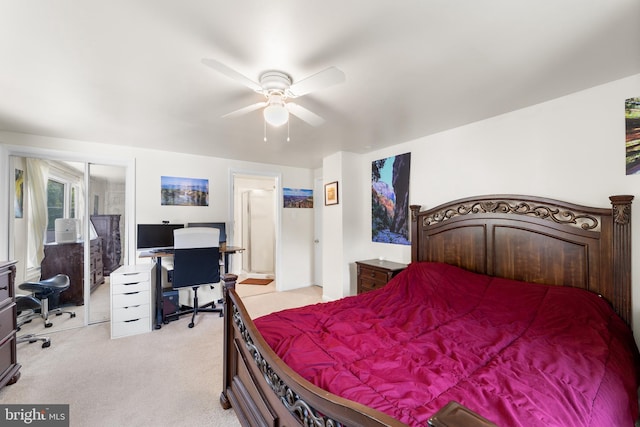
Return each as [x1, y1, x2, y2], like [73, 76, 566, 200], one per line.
[139, 246, 244, 329]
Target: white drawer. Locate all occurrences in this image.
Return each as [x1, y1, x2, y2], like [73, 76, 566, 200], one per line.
[111, 271, 150, 285]
[112, 317, 150, 338]
[112, 280, 150, 294]
[113, 304, 149, 322]
[112, 290, 149, 308]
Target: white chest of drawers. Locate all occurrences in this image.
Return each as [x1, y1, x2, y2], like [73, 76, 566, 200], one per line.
[110, 264, 156, 339]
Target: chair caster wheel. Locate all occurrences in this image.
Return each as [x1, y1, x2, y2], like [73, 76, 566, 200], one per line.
[45, 322, 52, 328]
[188, 323, 195, 328]
[56, 313, 62, 316]
[42, 341, 51, 348]
[71, 313, 76, 318]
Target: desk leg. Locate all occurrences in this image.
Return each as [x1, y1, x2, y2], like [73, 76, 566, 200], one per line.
[154, 257, 163, 329]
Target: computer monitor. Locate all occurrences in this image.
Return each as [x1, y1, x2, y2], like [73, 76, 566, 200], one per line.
[137, 224, 184, 250]
[187, 222, 226, 243]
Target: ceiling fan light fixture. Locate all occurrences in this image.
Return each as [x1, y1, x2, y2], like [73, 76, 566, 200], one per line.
[263, 100, 289, 127]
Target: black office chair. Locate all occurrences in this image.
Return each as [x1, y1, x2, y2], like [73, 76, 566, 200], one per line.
[17, 274, 76, 328]
[170, 227, 223, 328]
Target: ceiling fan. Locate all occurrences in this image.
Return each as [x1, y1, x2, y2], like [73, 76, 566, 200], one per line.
[202, 58, 345, 127]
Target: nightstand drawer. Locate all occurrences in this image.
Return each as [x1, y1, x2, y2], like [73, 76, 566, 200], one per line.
[112, 280, 150, 294]
[112, 290, 150, 308]
[359, 267, 388, 285]
[358, 277, 386, 293]
[113, 304, 149, 322]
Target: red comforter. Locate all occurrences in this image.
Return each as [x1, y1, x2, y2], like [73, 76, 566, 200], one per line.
[255, 262, 640, 427]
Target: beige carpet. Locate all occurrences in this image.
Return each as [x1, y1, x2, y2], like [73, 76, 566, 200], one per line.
[1, 283, 323, 427]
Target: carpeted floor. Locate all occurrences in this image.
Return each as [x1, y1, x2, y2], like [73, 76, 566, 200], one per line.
[1, 283, 323, 427]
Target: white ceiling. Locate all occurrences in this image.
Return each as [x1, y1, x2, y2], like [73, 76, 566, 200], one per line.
[1, 1, 639, 169]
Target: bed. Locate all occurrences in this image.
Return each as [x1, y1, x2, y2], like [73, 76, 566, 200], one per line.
[220, 194, 639, 426]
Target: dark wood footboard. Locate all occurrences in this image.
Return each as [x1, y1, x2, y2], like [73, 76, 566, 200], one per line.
[220, 288, 405, 427]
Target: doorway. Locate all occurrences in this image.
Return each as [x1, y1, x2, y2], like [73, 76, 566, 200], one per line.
[231, 172, 279, 282]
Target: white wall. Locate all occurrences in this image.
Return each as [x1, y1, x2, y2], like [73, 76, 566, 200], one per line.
[321, 151, 366, 300]
[350, 73, 640, 343]
[0, 132, 315, 291]
[341, 152, 366, 295]
[321, 152, 345, 301]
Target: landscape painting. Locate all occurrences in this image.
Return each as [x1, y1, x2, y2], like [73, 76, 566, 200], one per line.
[371, 152, 411, 245]
[626, 97, 640, 175]
[283, 188, 313, 208]
[161, 176, 209, 206]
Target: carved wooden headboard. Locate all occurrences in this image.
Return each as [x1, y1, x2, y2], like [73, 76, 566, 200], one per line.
[410, 195, 633, 326]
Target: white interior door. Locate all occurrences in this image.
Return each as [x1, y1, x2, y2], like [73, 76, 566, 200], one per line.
[242, 189, 275, 274]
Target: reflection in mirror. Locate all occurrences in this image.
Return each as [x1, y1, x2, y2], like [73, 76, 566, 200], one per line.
[11, 157, 128, 350]
[88, 164, 126, 324]
[13, 157, 85, 339]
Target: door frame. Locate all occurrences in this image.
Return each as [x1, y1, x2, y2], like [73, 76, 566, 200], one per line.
[229, 168, 281, 290]
[313, 176, 323, 286]
[1, 144, 135, 327]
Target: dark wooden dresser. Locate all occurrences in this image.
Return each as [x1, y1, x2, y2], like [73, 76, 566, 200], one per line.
[40, 239, 104, 305]
[356, 259, 407, 294]
[0, 260, 21, 390]
[91, 214, 121, 275]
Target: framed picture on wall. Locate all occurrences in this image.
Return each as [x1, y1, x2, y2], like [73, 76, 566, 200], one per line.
[371, 152, 411, 245]
[283, 188, 313, 208]
[161, 175, 209, 206]
[324, 181, 339, 206]
[14, 169, 24, 218]
[626, 97, 640, 175]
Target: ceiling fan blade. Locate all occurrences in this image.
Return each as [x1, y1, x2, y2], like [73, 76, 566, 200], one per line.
[288, 66, 345, 97]
[222, 102, 267, 119]
[287, 103, 325, 126]
[201, 58, 263, 93]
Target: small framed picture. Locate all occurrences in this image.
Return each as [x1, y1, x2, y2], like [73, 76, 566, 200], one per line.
[324, 181, 339, 206]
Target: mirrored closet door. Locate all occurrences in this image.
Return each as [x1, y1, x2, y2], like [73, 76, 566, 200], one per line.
[87, 163, 126, 324]
[10, 156, 128, 336]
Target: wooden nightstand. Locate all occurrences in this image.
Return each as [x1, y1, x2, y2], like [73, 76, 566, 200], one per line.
[356, 259, 407, 294]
